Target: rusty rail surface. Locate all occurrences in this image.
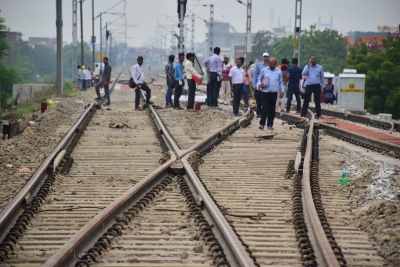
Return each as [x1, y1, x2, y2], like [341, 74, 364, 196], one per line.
[0, 70, 123, 246]
[40, 99, 255, 266]
[302, 118, 341, 267]
[0, 102, 95, 242]
[42, 154, 177, 267]
[310, 106, 399, 131]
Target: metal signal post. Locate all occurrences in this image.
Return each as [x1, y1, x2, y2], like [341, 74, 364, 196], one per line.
[177, 0, 187, 53]
[293, 0, 302, 63]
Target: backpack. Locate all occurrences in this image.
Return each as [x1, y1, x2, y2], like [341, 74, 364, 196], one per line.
[167, 69, 176, 88]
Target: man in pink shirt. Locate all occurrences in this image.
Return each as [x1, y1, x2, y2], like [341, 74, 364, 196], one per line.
[219, 56, 232, 105]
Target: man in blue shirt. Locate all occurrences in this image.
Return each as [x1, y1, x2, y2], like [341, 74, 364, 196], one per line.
[285, 58, 303, 113]
[95, 57, 112, 105]
[202, 47, 223, 108]
[174, 53, 185, 110]
[301, 55, 325, 119]
[252, 52, 269, 117]
[256, 58, 284, 130]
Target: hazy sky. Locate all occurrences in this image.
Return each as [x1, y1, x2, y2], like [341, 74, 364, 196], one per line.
[0, 0, 399, 48]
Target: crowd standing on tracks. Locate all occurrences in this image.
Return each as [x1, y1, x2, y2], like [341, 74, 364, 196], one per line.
[128, 43, 329, 126]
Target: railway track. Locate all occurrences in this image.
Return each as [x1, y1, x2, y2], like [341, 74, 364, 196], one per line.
[309, 106, 400, 132]
[1, 69, 395, 266]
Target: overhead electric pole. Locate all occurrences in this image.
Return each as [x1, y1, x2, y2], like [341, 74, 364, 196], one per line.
[244, 0, 252, 63]
[191, 13, 195, 52]
[177, 0, 187, 53]
[72, 0, 78, 80]
[80, 0, 84, 66]
[293, 0, 302, 63]
[92, 0, 95, 70]
[209, 4, 214, 54]
[56, 0, 63, 97]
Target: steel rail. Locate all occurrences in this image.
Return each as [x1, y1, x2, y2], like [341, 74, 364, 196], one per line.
[0, 70, 122, 242]
[318, 121, 400, 157]
[180, 108, 251, 156]
[42, 93, 255, 266]
[0, 102, 95, 242]
[302, 118, 341, 267]
[181, 152, 253, 267]
[309, 106, 398, 131]
[42, 154, 177, 267]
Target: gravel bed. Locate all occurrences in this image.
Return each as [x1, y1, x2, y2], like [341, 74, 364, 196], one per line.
[0, 91, 94, 212]
[327, 143, 400, 266]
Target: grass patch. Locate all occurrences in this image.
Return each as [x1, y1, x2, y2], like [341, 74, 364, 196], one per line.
[63, 81, 82, 97]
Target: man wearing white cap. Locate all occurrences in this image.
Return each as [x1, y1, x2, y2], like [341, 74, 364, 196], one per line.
[251, 52, 269, 118]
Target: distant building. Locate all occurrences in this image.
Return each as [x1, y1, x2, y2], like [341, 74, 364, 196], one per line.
[5, 31, 22, 43]
[273, 28, 293, 44]
[347, 32, 391, 51]
[28, 37, 57, 50]
[203, 22, 256, 59]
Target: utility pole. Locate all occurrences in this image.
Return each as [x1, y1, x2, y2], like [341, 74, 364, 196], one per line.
[100, 13, 103, 74]
[80, 0, 84, 66]
[191, 13, 195, 52]
[56, 0, 63, 97]
[72, 0, 77, 80]
[177, 0, 187, 53]
[109, 31, 112, 65]
[92, 0, 95, 70]
[244, 0, 252, 63]
[209, 4, 214, 54]
[105, 23, 108, 57]
[184, 23, 188, 51]
[293, 0, 302, 63]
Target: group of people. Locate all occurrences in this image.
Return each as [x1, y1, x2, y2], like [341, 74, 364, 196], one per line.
[76, 64, 102, 91]
[250, 53, 328, 130]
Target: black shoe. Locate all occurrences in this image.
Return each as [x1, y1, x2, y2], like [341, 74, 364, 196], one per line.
[94, 97, 102, 101]
[104, 102, 110, 106]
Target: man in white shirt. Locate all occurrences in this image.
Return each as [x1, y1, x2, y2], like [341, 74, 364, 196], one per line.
[131, 56, 153, 111]
[229, 58, 245, 116]
[76, 65, 83, 91]
[94, 64, 100, 84]
[82, 66, 88, 91]
[184, 52, 201, 110]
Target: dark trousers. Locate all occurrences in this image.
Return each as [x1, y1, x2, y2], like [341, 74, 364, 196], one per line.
[166, 86, 173, 106]
[135, 83, 151, 107]
[82, 79, 87, 91]
[174, 84, 183, 108]
[232, 83, 243, 115]
[210, 72, 221, 106]
[287, 87, 301, 112]
[187, 79, 196, 109]
[254, 89, 262, 115]
[301, 84, 321, 117]
[259, 91, 278, 126]
[95, 81, 110, 103]
[325, 98, 334, 104]
[206, 82, 212, 106]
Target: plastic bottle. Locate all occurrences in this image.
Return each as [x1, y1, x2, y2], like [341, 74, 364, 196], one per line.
[339, 178, 349, 185]
[331, 170, 351, 177]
